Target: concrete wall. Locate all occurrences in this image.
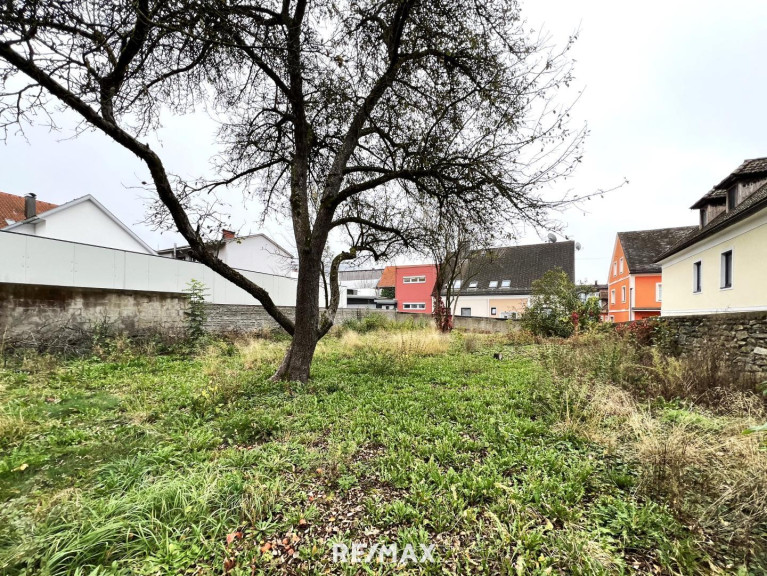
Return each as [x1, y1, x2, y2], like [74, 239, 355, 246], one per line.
[0, 230, 299, 306]
[660, 208, 767, 316]
[0, 283, 187, 349]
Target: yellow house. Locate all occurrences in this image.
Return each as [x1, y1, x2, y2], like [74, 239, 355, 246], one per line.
[657, 158, 767, 316]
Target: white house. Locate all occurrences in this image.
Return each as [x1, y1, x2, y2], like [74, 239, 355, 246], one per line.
[159, 231, 295, 276]
[657, 157, 767, 316]
[1, 191, 155, 254]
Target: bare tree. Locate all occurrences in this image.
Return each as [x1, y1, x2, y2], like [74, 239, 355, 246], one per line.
[0, 0, 588, 382]
[418, 213, 487, 331]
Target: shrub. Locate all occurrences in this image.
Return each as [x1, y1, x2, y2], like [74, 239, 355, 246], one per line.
[521, 269, 602, 338]
[184, 279, 209, 343]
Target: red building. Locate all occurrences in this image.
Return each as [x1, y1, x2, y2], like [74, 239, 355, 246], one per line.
[377, 264, 438, 313]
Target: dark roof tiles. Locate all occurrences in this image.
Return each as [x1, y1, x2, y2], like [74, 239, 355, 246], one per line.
[659, 180, 767, 261]
[454, 241, 575, 296]
[618, 227, 697, 274]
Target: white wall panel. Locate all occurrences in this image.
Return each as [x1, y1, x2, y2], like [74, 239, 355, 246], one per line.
[0, 231, 303, 307]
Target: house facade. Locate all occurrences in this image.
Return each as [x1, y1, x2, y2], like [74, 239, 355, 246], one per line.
[395, 264, 438, 313]
[607, 227, 695, 322]
[373, 264, 438, 313]
[159, 231, 295, 275]
[450, 241, 575, 319]
[657, 158, 767, 316]
[2, 192, 155, 254]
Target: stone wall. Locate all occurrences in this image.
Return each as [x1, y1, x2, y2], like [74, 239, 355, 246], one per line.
[203, 303, 518, 334]
[0, 281, 520, 352]
[654, 312, 767, 376]
[0, 282, 187, 349]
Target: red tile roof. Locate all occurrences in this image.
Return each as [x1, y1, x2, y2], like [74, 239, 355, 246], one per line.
[0, 191, 58, 228]
[377, 265, 397, 288]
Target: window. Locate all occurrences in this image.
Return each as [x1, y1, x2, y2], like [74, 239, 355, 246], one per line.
[468, 281, 478, 289]
[619, 258, 624, 274]
[501, 280, 511, 288]
[510, 312, 518, 320]
[727, 186, 738, 211]
[490, 307, 497, 315]
[621, 286, 626, 302]
[700, 209, 708, 227]
[656, 283, 663, 302]
[610, 289, 616, 304]
[693, 261, 702, 293]
[460, 308, 471, 316]
[453, 279, 462, 289]
[613, 262, 617, 277]
[488, 280, 498, 288]
[721, 250, 733, 289]
[403, 302, 426, 310]
[403, 275, 426, 284]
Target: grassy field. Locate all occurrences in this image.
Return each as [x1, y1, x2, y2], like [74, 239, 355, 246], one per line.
[0, 324, 765, 575]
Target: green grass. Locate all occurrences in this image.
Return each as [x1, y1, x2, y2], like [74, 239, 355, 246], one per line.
[0, 330, 762, 575]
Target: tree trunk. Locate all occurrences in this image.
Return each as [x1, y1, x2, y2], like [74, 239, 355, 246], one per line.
[272, 257, 321, 383]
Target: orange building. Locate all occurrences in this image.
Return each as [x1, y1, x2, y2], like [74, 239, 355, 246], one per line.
[607, 227, 696, 322]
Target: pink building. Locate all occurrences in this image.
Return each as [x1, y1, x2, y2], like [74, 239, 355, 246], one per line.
[377, 264, 438, 313]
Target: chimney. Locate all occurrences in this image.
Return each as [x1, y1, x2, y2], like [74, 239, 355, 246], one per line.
[24, 193, 37, 219]
[221, 229, 235, 240]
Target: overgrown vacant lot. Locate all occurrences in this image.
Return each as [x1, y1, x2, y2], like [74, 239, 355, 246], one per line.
[1, 323, 766, 575]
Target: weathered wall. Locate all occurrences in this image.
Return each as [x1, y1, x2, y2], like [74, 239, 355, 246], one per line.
[0, 282, 187, 349]
[0, 280, 519, 352]
[203, 304, 518, 334]
[653, 311, 767, 376]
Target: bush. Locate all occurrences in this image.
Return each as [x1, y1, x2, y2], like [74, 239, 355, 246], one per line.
[521, 268, 601, 338]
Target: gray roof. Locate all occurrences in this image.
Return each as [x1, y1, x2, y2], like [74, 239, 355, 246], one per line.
[618, 227, 697, 274]
[452, 241, 575, 296]
[658, 180, 767, 261]
[715, 157, 767, 189]
[691, 157, 767, 209]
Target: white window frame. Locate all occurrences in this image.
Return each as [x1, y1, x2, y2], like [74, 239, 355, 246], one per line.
[488, 280, 498, 288]
[610, 289, 616, 304]
[402, 275, 426, 284]
[613, 262, 617, 277]
[490, 307, 497, 315]
[621, 286, 626, 303]
[619, 257, 624, 274]
[693, 261, 702, 293]
[501, 280, 511, 288]
[656, 283, 662, 302]
[402, 302, 426, 310]
[720, 249, 733, 289]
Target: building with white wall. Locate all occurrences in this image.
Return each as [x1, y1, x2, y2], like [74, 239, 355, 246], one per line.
[159, 231, 295, 276]
[658, 158, 767, 316]
[2, 192, 155, 254]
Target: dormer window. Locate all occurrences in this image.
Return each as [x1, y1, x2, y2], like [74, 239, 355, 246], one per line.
[488, 280, 498, 288]
[453, 279, 462, 289]
[468, 281, 478, 289]
[727, 186, 738, 211]
[501, 280, 511, 288]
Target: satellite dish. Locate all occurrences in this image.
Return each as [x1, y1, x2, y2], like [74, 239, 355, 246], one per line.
[546, 232, 557, 243]
[575, 242, 582, 251]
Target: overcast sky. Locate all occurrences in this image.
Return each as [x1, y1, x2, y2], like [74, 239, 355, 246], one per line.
[2, 0, 766, 283]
